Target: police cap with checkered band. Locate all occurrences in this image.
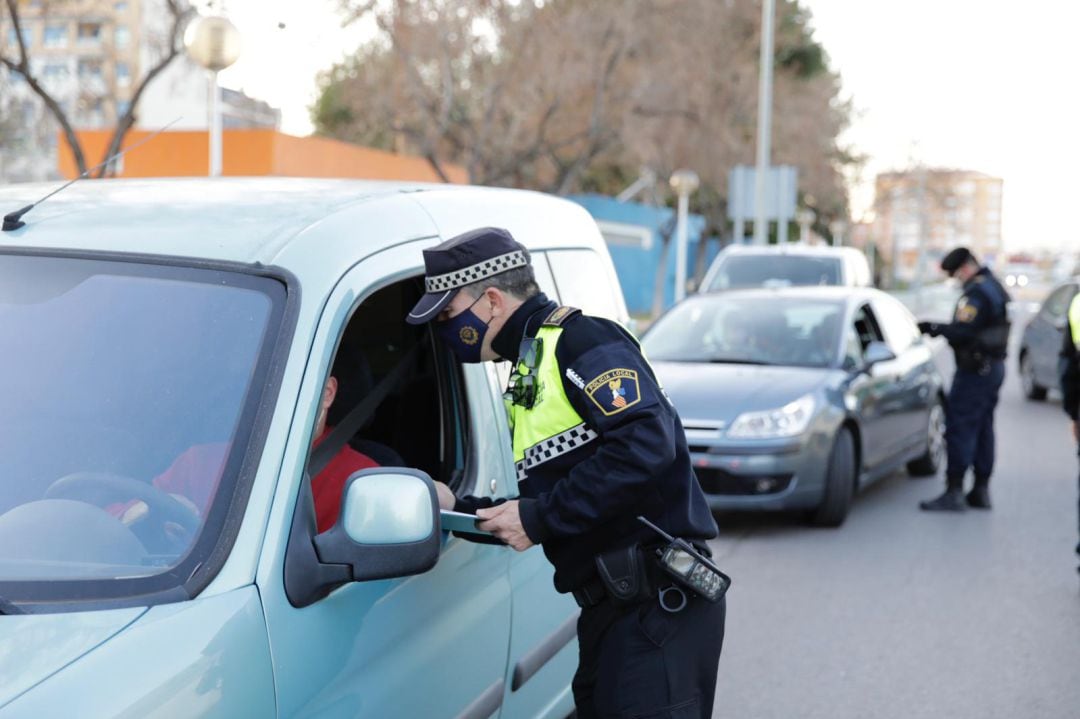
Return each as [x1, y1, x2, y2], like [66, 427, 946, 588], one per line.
[406, 227, 529, 325]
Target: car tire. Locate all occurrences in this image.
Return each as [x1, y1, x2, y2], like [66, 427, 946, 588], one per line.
[1020, 351, 1047, 401]
[809, 427, 856, 528]
[907, 398, 945, 477]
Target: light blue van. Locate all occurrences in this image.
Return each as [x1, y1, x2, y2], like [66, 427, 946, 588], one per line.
[0, 178, 631, 718]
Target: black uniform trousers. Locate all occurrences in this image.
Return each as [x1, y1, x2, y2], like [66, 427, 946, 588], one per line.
[944, 360, 1005, 486]
[572, 592, 725, 719]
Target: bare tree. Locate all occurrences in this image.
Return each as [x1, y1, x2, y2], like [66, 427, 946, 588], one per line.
[0, 0, 193, 177]
[320, 0, 854, 234]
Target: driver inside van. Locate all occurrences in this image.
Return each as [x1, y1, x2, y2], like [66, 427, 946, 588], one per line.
[114, 375, 379, 536]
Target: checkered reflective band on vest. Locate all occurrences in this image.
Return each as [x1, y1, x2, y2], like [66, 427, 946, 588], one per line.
[425, 251, 529, 292]
[510, 324, 598, 483]
[515, 422, 599, 482]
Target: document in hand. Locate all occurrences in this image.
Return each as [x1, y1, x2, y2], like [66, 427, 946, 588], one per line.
[440, 510, 493, 536]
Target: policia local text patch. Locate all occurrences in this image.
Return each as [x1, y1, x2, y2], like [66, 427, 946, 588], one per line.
[585, 368, 641, 416]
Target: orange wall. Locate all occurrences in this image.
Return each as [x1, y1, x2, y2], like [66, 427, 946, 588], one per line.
[58, 129, 468, 183]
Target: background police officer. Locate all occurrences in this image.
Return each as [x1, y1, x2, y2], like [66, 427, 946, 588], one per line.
[917, 247, 1011, 512]
[406, 227, 725, 719]
[1058, 290, 1080, 573]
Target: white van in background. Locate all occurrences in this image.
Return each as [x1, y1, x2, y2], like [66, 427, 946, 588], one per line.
[700, 244, 873, 292]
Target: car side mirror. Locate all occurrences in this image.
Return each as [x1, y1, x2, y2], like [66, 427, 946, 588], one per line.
[315, 469, 441, 583]
[863, 341, 896, 367]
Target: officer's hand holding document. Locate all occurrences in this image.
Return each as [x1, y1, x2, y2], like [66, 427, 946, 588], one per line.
[440, 510, 492, 536]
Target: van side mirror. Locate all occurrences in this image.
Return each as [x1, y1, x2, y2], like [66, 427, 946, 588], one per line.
[316, 469, 440, 581]
[285, 468, 441, 607]
[863, 341, 896, 367]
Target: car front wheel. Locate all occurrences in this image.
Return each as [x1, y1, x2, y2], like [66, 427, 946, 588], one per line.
[907, 398, 945, 477]
[808, 427, 856, 528]
[1020, 351, 1047, 401]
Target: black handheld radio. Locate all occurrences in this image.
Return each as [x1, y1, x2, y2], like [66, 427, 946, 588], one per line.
[637, 516, 731, 603]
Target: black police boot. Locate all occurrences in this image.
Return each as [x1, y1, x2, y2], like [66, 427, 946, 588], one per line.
[920, 477, 966, 512]
[966, 483, 992, 509]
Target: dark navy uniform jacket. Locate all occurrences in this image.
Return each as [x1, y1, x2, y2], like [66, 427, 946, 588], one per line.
[931, 267, 1010, 361]
[455, 293, 718, 593]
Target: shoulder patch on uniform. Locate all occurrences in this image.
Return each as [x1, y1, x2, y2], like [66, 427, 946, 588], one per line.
[956, 298, 978, 323]
[565, 367, 586, 389]
[585, 368, 640, 416]
[542, 305, 581, 327]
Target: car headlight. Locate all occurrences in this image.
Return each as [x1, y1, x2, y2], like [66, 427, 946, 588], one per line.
[726, 394, 816, 439]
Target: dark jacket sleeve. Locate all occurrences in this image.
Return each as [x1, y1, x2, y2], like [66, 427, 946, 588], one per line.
[935, 286, 992, 345]
[517, 321, 677, 543]
[1060, 311, 1080, 420]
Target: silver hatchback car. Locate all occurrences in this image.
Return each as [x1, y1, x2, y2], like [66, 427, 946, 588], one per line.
[643, 287, 945, 526]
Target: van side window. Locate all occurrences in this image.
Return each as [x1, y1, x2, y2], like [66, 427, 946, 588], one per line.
[546, 249, 623, 320]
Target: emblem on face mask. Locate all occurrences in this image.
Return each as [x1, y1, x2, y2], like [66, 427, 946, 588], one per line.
[460, 326, 480, 345]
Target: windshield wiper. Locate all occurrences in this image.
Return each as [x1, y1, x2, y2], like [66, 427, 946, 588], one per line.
[0, 596, 25, 615]
[707, 357, 774, 365]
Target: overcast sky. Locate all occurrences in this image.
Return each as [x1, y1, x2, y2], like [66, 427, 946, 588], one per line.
[218, 0, 1080, 252]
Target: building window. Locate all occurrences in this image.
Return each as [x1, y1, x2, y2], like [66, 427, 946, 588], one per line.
[77, 23, 102, 45]
[115, 1, 130, 11]
[114, 25, 130, 49]
[6, 26, 35, 47]
[43, 24, 67, 48]
[78, 59, 103, 79]
[42, 62, 68, 79]
[116, 99, 131, 117]
[115, 62, 131, 87]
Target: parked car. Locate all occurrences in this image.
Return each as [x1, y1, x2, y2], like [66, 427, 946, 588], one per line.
[0, 178, 632, 717]
[1018, 279, 1078, 400]
[641, 287, 945, 526]
[698, 244, 873, 292]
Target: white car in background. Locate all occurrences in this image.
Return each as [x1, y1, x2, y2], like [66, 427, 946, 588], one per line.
[700, 245, 873, 292]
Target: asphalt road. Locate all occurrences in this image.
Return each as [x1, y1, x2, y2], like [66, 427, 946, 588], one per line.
[708, 300, 1080, 719]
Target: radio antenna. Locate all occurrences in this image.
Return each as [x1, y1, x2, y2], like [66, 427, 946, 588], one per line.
[3, 117, 182, 232]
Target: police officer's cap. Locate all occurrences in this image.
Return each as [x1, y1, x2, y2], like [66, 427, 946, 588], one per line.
[406, 227, 529, 325]
[940, 247, 976, 274]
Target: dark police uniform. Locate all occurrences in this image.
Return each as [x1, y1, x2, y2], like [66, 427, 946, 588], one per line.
[1057, 293, 1080, 572]
[407, 228, 725, 719]
[918, 254, 1010, 511]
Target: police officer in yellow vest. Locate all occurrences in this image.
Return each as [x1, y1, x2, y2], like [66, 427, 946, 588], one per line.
[1058, 291, 1080, 574]
[916, 247, 1011, 511]
[406, 227, 725, 719]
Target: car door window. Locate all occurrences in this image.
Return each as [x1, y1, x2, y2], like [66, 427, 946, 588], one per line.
[851, 302, 885, 356]
[1040, 284, 1076, 324]
[873, 295, 921, 354]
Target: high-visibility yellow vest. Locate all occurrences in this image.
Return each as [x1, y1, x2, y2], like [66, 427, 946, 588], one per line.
[1070, 293, 1080, 348]
[507, 323, 597, 483]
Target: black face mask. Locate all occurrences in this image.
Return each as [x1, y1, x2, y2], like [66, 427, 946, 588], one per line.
[435, 294, 490, 363]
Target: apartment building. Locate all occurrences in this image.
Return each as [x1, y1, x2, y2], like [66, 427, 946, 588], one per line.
[871, 169, 1004, 284]
[0, 1, 278, 182]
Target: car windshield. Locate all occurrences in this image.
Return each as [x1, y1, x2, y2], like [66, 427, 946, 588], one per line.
[0, 254, 284, 592]
[705, 254, 843, 290]
[643, 295, 845, 368]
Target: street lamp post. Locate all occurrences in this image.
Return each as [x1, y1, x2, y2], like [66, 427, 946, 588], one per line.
[184, 15, 242, 177]
[669, 169, 700, 304]
[796, 208, 814, 244]
[829, 219, 847, 248]
[753, 0, 776, 246]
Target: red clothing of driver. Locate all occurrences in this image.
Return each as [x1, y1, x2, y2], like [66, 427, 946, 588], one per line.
[123, 430, 377, 533]
[311, 428, 380, 532]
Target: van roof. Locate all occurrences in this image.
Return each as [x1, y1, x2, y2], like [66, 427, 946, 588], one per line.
[719, 244, 861, 258]
[0, 177, 596, 266]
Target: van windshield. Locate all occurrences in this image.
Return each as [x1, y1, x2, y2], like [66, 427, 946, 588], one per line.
[705, 254, 843, 290]
[0, 254, 284, 598]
